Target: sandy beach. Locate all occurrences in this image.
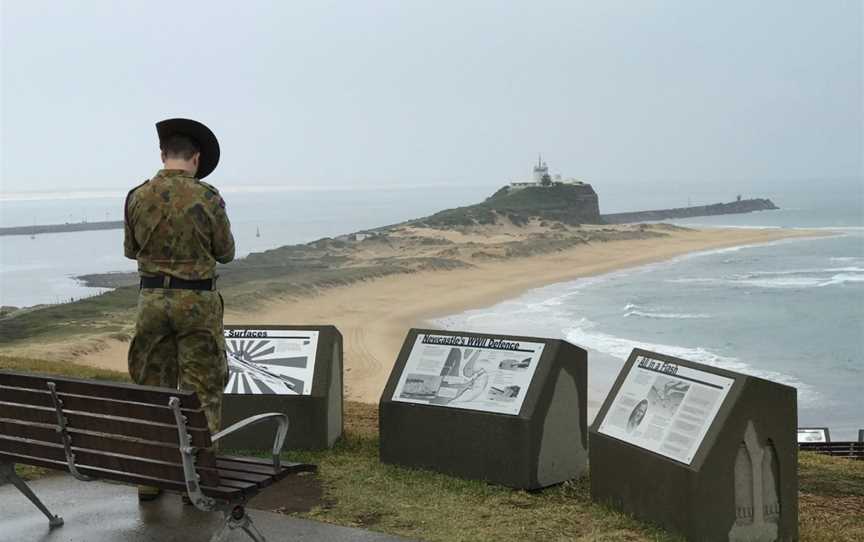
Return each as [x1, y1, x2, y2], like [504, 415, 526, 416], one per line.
[16, 226, 823, 403]
[227, 227, 822, 403]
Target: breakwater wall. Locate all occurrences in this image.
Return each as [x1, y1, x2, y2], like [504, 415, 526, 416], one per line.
[601, 198, 778, 224]
[0, 220, 124, 237]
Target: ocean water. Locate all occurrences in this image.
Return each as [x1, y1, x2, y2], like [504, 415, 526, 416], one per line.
[434, 231, 864, 439]
[0, 184, 496, 307]
[1, 177, 861, 439]
[433, 177, 864, 439]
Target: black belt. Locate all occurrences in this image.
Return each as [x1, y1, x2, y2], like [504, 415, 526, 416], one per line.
[140, 275, 214, 291]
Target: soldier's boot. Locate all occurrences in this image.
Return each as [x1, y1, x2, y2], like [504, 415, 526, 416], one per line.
[137, 485, 162, 502]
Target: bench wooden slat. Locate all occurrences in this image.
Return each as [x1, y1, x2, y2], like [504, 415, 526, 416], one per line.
[216, 454, 280, 466]
[217, 455, 318, 475]
[215, 468, 274, 488]
[0, 419, 217, 469]
[0, 451, 243, 499]
[0, 435, 221, 487]
[215, 459, 284, 476]
[214, 458, 316, 481]
[0, 371, 202, 410]
[0, 403, 211, 448]
[0, 386, 210, 429]
[218, 478, 259, 489]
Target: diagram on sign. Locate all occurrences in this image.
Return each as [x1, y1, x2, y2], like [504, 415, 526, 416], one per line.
[223, 329, 319, 395]
[393, 334, 545, 415]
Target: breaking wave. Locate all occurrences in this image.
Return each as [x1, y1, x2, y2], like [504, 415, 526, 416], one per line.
[563, 319, 817, 406]
[622, 303, 711, 320]
[669, 266, 864, 289]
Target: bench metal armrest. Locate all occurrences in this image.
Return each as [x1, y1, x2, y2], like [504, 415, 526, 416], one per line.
[46, 382, 95, 482]
[169, 396, 218, 511]
[212, 413, 290, 471]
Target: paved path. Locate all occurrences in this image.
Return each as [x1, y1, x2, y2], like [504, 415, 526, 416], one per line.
[0, 473, 412, 542]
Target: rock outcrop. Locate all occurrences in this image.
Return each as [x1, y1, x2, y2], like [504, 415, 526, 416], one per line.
[413, 183, 602, 228]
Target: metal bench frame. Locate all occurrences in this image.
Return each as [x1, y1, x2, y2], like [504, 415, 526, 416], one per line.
[1, 379, 292, 542]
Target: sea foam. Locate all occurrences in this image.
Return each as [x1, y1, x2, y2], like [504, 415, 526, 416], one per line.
[622, 303, 711, 320]
[563, 319, 817, 406]
[669, 266, 864, 289]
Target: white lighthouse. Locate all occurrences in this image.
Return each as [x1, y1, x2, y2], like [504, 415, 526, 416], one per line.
[510, 155, 583, 190]
[532, 154, 549, 182]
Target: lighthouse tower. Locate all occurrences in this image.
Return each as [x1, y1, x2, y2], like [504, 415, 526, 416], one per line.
[532, 154, 549, 182]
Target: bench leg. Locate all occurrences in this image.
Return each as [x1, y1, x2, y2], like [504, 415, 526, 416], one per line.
[210, 505, 265, 542]
[0, 462, 64, 528]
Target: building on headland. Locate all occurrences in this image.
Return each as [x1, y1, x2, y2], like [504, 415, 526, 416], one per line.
[509, 155, 586, 190]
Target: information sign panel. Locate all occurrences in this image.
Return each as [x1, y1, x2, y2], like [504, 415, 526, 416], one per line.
[796, 428, 830, 443]
[381, 328, 587, 489]
[597, 352, 733, 464]
[590, 348, 799, 541]
[392, 332, 545, 415]
[223, 328, 319, 395]
[221, 325, 342, 450]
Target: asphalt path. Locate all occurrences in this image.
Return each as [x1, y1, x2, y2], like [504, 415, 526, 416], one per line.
[0, 473, 413, 542]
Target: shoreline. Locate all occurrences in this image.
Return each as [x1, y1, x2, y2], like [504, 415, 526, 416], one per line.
[13, 226, 831, 404]
[231, 227, 828, 403]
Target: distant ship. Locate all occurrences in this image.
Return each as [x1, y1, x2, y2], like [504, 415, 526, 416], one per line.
[256, 227, 261, 238]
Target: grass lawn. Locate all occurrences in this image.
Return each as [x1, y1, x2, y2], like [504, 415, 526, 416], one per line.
[3, 356, 862, 541]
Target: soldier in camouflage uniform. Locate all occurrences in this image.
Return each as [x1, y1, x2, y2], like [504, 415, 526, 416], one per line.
[124, 118, 234, 501]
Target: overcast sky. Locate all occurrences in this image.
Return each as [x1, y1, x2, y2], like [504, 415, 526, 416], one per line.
[1, 1, 861, 193]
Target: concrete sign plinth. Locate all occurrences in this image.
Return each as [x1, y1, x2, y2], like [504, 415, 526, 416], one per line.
[590, 348, 798, 542]
[220, 325, 343, 451]
[379, 328, 587, 489]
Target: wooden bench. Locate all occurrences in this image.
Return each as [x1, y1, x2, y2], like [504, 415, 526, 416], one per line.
[0, 370, 316, 541]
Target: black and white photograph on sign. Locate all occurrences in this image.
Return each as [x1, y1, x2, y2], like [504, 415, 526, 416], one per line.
[598, 355, 733, 464]
[223, 329, 319, 395]
[392, 334, 545, 415]
[797, 429, 829, 443]
[627, 399, 649, 433]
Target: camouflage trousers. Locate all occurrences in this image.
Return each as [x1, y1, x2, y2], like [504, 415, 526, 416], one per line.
[128, 288, 227, 434]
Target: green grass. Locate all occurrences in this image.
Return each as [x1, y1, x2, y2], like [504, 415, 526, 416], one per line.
[284, 430, 678, 541]
[279, 404, 864, 542]
[0, 287, 138, 345]
[4, 357, 862, 541]
[797, 452, 864, 542]
[0, 355, 132, 382]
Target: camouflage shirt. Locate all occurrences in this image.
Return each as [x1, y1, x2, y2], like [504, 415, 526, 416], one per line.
[124, 169, 235, 280]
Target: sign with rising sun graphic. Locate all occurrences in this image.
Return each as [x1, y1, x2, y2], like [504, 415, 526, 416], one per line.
[223, 328, 320, 395]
